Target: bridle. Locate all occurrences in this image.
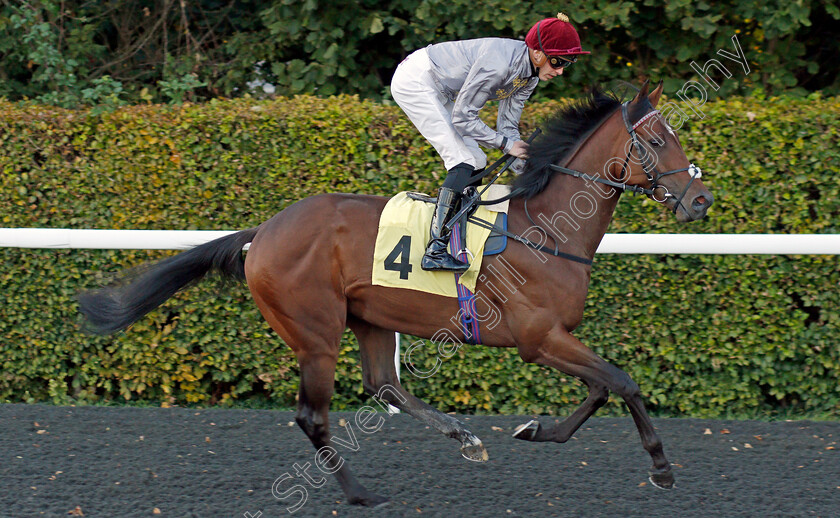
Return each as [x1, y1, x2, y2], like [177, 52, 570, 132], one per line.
[463, 99, 706, 266]
[548, 101, 703, 214]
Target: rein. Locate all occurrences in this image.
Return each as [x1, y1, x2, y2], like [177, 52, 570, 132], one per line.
[616, 102, 702, 211]
[549, 102, 702, 210]
[467, 212, 593, 265]
[463, 100, 703, 266]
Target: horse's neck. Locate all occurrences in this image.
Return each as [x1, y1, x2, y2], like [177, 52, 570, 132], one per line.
[528, 135, 622, 260]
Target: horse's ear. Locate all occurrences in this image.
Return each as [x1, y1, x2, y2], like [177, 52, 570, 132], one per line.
[649, 80, 664, 108]
[633, 79, 650, 103]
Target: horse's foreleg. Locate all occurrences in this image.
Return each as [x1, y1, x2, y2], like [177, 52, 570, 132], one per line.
[349, 319, 488, 462]
[513, 329, 674, 489]
[512, 378, 608, 443]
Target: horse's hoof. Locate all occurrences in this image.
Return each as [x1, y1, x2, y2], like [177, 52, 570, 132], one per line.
[648, 465, 675, 490]
[371, 499, 390, 509]
[349, 493, 390, 507]
[512, 419, 540, 441]
[460, 436, 489, 462]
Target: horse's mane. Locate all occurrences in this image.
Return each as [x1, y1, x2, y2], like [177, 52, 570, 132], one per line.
[512, 88, 629, 200]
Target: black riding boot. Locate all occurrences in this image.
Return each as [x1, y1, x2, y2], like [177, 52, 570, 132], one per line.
[421, 186, 469, 272]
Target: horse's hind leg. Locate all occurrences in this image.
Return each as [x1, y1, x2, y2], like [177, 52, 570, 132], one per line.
[294, 350, 388, 507]
[513, 328, 674, 489]
[349, 318, 489, 462]
[248, 284, 387, 507]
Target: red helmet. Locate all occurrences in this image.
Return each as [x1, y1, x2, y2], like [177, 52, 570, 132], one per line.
[525, 13, 590, 56]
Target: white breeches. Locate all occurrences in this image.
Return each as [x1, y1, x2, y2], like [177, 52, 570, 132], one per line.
[390, 48, 487, 171]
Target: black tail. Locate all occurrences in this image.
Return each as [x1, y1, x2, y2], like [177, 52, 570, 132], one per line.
[78, 227, 260, 334]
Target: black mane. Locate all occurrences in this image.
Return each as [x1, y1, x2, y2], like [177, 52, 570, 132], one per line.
[513, 88, 627, 199]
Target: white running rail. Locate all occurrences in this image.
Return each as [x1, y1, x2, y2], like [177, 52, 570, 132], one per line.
[4, 228, 836, 414]
[2, 228, 840, 254]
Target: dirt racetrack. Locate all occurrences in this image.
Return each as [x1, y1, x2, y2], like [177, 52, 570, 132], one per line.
[1, 404, 837, 517]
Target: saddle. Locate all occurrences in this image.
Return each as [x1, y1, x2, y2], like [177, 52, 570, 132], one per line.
[373, 186, 512, 346]
[406, 186, 508, 257]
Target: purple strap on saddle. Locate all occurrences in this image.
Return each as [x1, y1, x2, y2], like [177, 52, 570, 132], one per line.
[449, 222, 481, 345]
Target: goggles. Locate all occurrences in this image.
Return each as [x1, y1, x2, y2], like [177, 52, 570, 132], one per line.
[547, 54, 577, 69]
[536, 20, 579, 69]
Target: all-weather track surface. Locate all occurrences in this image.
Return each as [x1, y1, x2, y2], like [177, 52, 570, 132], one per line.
[1, 405, 837, 518]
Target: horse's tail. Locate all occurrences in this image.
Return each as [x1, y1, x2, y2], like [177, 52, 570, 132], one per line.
[78, 227, 260, 334]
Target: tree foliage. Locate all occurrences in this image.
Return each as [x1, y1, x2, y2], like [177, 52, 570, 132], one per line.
[0, 0, 838, 107]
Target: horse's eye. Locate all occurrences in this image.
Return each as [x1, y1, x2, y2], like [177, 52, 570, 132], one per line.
[648, 138, 664, 148]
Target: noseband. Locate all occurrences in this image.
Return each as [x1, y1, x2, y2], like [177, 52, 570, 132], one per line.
[548, 101, 702, 213]
[465, 100, 705, 266]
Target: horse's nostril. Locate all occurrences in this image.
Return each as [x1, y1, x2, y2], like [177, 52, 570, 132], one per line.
[693, 195, 711, 209]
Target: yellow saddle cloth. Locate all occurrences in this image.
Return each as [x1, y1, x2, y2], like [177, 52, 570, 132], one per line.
[372, 186, 509, 297]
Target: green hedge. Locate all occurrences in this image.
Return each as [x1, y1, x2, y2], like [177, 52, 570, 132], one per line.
[1, 93, 838, 418]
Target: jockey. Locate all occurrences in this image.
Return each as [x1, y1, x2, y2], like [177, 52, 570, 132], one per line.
[390, 13, 590, 272]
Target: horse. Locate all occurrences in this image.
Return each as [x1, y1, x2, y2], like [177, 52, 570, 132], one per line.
[79, 80, 713, 506]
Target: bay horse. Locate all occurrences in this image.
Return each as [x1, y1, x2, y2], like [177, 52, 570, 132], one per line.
[79, 81, 713, 506]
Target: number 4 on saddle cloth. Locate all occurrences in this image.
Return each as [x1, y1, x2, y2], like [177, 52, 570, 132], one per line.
[372, 185, 510, 345]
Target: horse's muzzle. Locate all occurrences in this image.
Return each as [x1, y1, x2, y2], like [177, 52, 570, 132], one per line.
[678, 190, 714, 222]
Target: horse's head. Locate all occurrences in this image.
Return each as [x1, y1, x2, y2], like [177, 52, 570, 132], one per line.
[616, 80, 714, 222]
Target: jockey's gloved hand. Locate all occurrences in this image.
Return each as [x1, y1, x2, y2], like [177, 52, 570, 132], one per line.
[509, 140, 530, 159]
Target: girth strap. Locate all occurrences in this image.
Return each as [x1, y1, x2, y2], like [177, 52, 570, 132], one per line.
[449, 222, 482, 344]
